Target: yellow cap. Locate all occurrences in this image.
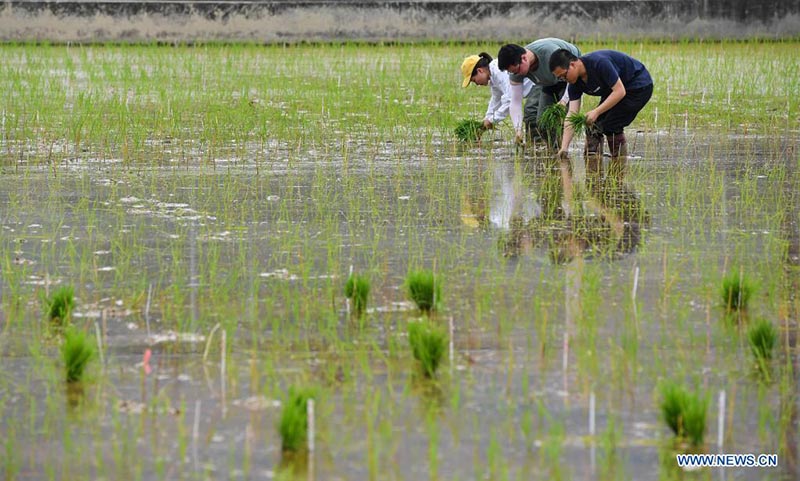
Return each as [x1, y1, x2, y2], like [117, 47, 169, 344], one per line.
[460, 55, 480, 88]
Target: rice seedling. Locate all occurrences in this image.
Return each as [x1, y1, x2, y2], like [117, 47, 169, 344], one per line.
[454, 119, 484, 143]
[538, 103, 567, 137]
[407, 320, 447, 378]
[747, 319, 777, 361]
[566, 112, 590, 134]
[0, 39, 798, 480]
[278, 386, 318, 453]
[659, 380, 708, 447]
[405, 269, 441, 313]
[62, 327, 95, 384]
[721, 270, 755, 312]
[45, 285, 74, 324]
[344, 272, 370, 316]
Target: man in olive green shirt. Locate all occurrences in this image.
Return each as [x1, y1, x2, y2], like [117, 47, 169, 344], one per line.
[498, 38, 581, 147]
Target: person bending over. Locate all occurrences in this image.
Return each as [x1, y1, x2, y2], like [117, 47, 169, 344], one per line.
[549, 48, 653, 165]
[460, 52, 534, 135]
[497, 38, 580, 148]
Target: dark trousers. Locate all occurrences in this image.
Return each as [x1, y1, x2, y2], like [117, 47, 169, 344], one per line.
[524, 82, 568, 147]
[596, 83, 653, 135]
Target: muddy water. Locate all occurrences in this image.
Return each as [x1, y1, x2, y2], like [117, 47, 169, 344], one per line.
[1, 130, 798, 480]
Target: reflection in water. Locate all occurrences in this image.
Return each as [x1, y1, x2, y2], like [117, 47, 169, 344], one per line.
[488, 162, 539, 230]
[485, 156, 649, 262]
[779, 163, 799, 481]
[65, 382, 86, 411]
[469, 155, 652, 406]
[278, 450, 310, 481]
[563, 243, 583, 396]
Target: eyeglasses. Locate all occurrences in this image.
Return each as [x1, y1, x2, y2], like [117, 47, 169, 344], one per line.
[555, 64, 571, 82]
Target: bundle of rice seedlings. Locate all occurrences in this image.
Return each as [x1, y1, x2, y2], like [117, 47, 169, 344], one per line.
[566, 112, 590, 135]
[344, 273, 370, 316]
[62, 327, 95, 383]
[538, 103, 567, 137]
[748, 319, 777, 361]
[279, 386, 319, 453]
[405, 269, 442, 313]
[46, 285, 75, 324]
[454, 119, 484, 143]
[721, 270, 755, 312]
[660, 380, 708, 447]
[407, 320, 448, 378]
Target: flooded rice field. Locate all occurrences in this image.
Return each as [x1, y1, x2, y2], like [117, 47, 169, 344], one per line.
[0, 42, 799, 480]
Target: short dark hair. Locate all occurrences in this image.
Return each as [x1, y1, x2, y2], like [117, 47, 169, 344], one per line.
[497, 44, 525, 71]
[549, 48, 578, 73]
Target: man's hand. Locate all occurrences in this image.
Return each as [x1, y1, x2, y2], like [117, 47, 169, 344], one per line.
[586, 109, 600, 126]
[482, 119, 493, 130]
[515, 130, 525, 145]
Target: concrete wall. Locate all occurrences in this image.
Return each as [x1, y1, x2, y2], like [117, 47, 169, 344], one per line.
[3, 1, 799, 42]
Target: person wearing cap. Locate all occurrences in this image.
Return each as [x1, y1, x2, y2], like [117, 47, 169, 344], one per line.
[548, 48, 653, 166]
[497, 38, 581, 147]
[461, 52, 534, 135]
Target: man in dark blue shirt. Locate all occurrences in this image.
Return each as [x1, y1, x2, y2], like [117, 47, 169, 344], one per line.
[549, 49, 653, 167]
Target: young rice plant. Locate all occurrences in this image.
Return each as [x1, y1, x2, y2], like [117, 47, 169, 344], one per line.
[566, 112, 590, 135]
[454, 119, 484, 143]
[538, 103, 567, 138]
[279, 386, 319, 453]
[407, 320, 447, 378]
[659, 380, 708, 447]
[344, 273, 370, 316]
[721, 270, 755, 312]
[748, 319, 777, 361]
[46, 285, 75, 324]
[405, 269, 441, 313]
[62, 327, 95, 383]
